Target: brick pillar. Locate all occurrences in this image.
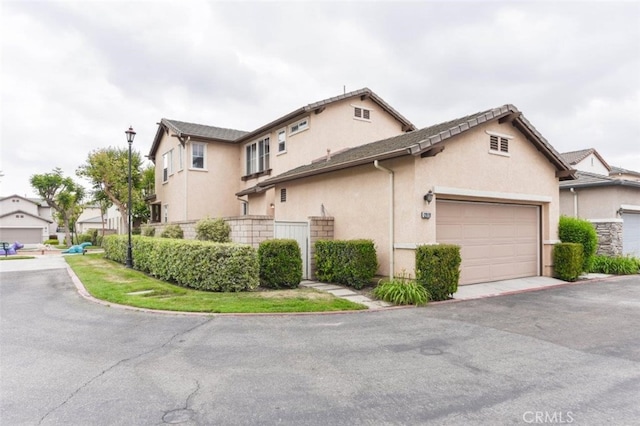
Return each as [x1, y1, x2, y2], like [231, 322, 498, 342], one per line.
[308, 216, 334, 279]
[589, 219, 623, 256]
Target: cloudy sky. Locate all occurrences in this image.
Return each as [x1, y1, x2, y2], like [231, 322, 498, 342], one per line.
[2, 0, 639, 198]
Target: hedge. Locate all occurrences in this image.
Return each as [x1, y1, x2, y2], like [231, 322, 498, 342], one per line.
[314, 240, 378, 289]
[103, 235, 259, 292]
[415, 244, 461, 301]
[160, 224, 184, 239]
[553, 242, 583, 282]
[258, 239, 303, 289]
[196, 217, 231, 242]
[558, 216, 597, 272]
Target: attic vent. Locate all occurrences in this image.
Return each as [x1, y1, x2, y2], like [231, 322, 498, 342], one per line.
[490, 135, 509, 153]
[280, 188, 287, 202]
[354, 107, 371, 120]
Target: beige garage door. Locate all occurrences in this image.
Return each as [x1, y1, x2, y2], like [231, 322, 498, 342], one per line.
[0, 228, 43, 244]
[436, 200, 540, 285]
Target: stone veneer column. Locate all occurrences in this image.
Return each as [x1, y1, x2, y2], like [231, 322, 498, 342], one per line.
[589, 219, 623, 256]
[308, 216, 334, 279]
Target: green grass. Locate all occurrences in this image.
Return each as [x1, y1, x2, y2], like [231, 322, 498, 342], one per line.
[65, 254, 366, 313]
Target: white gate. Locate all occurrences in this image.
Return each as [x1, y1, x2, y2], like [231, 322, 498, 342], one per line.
[274, 221, 309, 279]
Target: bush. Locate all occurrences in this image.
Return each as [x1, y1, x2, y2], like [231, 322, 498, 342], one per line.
[558, 216, 598, 272]
[415, 244, 461, 301]
[103, 235, 259, 292]
[553, 243, 583, 282]
[258, 239, 303, 289]
[132, 227, 141, 235]
[160, 224, 184, 239]
[315, 240, 378, 289]
[373, 274, 429, 306]
[141, 225, 156, 237]
[589, 255, 640, 275]
[196, 217, 231, 242]
[77, 233, 93, 244]
[48, 235, 58, 241]
[44, 239, 59, 245]
[87, 229, 99, 245]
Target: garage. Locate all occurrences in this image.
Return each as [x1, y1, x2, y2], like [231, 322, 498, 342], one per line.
[0, 227, 43, 244]
[436, 200, 540, 285]
[622, 212, 640, 257]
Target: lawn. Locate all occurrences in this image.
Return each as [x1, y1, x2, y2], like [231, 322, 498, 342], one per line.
[65, 254, 367, 313]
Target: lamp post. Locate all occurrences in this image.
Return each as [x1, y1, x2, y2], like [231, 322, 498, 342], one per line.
[125, 126, 136, 268]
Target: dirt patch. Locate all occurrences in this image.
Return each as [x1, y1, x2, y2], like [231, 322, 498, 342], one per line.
[257, 288, 333, 300]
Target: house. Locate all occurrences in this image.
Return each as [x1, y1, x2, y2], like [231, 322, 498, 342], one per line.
[559, 148, 640, 257]
[75, 206, 107, 234]
[257, 104, 574, 284]
[147, 88, 416, 227]
[0, 195, 55, 244]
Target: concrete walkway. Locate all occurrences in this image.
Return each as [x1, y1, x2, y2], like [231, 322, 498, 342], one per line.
[299, 281, 393, 310]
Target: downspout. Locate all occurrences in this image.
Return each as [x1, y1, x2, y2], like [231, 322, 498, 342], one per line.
[570, 188, 577, 217]
[374, 160, 394, 280]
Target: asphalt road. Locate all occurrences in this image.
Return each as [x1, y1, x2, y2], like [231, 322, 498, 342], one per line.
[1, 263, 639, 425]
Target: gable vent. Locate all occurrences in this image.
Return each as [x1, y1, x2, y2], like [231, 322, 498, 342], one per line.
[280, 188, 287, 202]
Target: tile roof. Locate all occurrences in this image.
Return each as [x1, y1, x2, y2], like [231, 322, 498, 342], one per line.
[261, 104, 573, 186]
[559, 171, 640, 189]
[161, 119, 249, 141]
[610, 165, 640, 177]
[560, 148, 610, 170]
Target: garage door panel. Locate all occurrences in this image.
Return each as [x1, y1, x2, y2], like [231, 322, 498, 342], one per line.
[436, 201, 540, 285]
[0, 228, 43, 244]
[622, 213, 640, 257]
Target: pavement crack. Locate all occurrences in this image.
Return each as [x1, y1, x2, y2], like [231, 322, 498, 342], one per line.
[38, 318, 213, 425]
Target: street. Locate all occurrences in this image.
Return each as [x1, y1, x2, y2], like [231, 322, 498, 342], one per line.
[1, 262, 639, 425]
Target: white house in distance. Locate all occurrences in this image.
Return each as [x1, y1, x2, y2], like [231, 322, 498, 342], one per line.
[0, 195, 55, 244]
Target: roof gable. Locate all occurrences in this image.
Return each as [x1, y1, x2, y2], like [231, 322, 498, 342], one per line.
[0, 209, 53, 223]
[0, 194, 42, 205]
[260, 104, 574, 187]
[560, 148, 610, 171]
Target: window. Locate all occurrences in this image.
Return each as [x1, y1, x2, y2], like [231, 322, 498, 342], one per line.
[354, 106, 371, 120]
[289, 117, 309, 135]
[162, 151, 171, 182]
[280, 188, 287, 202]
[191, 143, 205, 169]
[277, 129, 286, 153]
[163, 204, 168, 223]
[489, 135, 509, 153]
[245, 137, 270, 175]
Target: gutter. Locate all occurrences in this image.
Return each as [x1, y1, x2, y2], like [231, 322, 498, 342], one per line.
[373, 160, 394, 280]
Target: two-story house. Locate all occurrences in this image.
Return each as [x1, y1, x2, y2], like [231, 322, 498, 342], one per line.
[147, 88, 415, 224]
[0, 195, 55, 244]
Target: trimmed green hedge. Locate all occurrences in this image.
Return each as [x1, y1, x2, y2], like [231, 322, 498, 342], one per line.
[415, 244, 461, 301]
[258, 239, 303, 289]
[196, 217, 231, 242]
[160, 224, 184, 239]
[553, 242, 583, 282]
[315, 240, 378, 289]
[558, 216, 597, 272]
[103, 235, 259, 292]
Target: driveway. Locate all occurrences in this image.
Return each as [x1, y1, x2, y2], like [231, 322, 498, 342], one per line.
[1, 259, 639, 425]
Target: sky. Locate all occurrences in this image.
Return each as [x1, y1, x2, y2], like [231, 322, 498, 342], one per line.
[1, 0, 639, 199]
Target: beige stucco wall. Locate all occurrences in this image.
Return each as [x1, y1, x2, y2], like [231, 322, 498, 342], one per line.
[274, 119, 561, 278]
[559, 185, 640, 219]
[154, 129, 242, 222]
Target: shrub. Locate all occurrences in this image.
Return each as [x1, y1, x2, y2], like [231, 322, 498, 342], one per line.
[315, 240, 378, 289]
[553, 243, 583, 282]
[373, 274, 429, 306]
[77, 233, 93, 244]
[103, 235, 259, 292]
[87, 229, 99, 245]
[132, 227, 141, 235]
[160, 224, 184, 239]
[141, 225, 156, 237]
[196, 217, 231, 242]
[558, 216, 598, 272]
[415, 244, 461, 301]
[48, 235, 58, 241]
[258, 239, 303, 289]
[44, 239, 59, 245]
[589, 255, 640, 275]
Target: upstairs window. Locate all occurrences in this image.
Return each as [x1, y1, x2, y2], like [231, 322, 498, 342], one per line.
[191, 143, 205, 169]
[290, 117, 309, 135]
[354, 106, 371, 120]
[162, 151, 173, 182]
[277, 129, 286, 153]
[245, 137, 270, 175]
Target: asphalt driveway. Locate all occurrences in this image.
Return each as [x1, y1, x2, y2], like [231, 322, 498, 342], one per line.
[1, 261, 639, 425]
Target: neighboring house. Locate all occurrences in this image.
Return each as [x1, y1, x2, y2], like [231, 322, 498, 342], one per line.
[257, 104, 574, 284]
[0, 195, 55, 244]
[76, 206, 106, 234]
[147, 88, 416, 224]
[559, 148, 640, 257]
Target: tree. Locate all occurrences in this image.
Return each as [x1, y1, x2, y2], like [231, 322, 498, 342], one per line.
[30, 168, 85, 246]
[77, 147, 143, 234]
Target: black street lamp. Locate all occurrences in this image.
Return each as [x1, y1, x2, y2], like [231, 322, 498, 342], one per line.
[125, 126, 136, 268]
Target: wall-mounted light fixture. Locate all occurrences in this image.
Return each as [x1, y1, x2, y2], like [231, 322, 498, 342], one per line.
[270, 203, 275, 209]
[423, 190, 434, 204]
